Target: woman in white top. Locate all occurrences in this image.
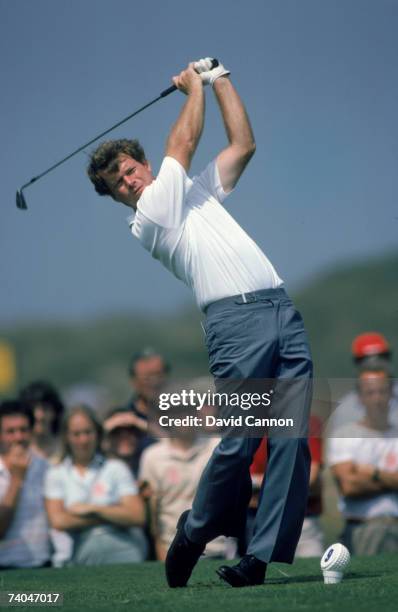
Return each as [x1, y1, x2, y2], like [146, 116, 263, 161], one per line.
[45, 405, 147, 565]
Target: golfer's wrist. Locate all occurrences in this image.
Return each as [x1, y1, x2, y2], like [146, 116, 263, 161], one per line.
[212, 74, 230, 88]
[189, 80, 204, 94]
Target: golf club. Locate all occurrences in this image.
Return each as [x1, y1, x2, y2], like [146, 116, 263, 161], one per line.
[15, 59, 219, 210]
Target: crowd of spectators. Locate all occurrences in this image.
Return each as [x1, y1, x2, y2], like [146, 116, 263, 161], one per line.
[0, 333, 397, 569]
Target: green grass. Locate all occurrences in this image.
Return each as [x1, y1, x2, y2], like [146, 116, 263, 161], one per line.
[1, 555, 398, 612]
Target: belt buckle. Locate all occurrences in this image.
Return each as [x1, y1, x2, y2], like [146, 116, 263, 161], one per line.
[246, 293, 257, 303]
[235, 292, 257, 305]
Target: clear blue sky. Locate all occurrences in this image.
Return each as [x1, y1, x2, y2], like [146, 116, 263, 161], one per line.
[1, 0, 397, 322]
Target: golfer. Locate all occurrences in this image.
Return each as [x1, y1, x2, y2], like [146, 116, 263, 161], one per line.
[87, 58, 313, 588]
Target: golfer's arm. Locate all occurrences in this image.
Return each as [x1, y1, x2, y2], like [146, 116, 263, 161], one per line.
[331, 462, 383, 497]
[0, 475, 24, 537]
[45, 499, 102, 531]
[93, 495, 145, 527]
[213, 77, 256, 193]
[166, 83, 204, 172]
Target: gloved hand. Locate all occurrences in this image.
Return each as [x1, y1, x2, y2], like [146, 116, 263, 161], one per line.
[193, 57, 230, 86]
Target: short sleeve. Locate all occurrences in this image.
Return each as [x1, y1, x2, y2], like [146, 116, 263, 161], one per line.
[109, 460, 138, 498]
[137, 156, 188, 228]
[327, 437, 355, 467]
[192, 159, 233, 204]
[44, 466, 66, 500]
[138, 445, 162, 490]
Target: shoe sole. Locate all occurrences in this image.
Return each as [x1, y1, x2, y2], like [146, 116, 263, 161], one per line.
[216, 566, 264, 588]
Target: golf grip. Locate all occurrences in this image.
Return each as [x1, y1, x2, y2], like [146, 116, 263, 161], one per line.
[160, 58, 219, 97]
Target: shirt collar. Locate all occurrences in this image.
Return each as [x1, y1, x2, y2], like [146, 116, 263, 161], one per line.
[126, 212, 135, 227]
[167, 438, 207, 460]
[63, 452, 105, 469]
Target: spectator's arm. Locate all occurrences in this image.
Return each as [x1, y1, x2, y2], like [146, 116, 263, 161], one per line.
[354, 464, 398, 492]
[45, 498, 103, 531]
[155, 538, 167, 561]
[308, 461, 322, 496]
[92, 494, 145, 527]
[331, 461, 384, 497]
[147, 494, 167, 561]
[0, 474, 24, 538]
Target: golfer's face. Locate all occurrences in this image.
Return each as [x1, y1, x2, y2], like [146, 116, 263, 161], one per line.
[101, 154, 153, 208]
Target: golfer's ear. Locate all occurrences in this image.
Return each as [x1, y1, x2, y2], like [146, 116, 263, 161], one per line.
[144, 160, 152, 173]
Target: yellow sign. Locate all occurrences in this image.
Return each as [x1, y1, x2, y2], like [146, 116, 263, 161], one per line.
[0, 342, 16, 392]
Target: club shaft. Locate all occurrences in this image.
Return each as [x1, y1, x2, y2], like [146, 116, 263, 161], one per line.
[21, 88, 177, 190]
[17, 58, 219, 203]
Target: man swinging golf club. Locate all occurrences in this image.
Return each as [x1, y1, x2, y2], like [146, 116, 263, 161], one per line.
[87, 58, 313, 588]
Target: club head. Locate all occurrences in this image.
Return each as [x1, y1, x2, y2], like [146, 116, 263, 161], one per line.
[16, 189, 28, 210]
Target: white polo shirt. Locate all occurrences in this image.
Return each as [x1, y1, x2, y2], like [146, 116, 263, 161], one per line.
[128, 157, 283, 310]
[44, 454, 146, 563]
[44, 454, 138, 506]
[0, 453, 51, 568]
[327, 422, 398, 519]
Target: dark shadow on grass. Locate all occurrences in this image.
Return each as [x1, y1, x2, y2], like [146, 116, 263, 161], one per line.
[188, 571, 383, 589]
[266, 571, 382, 585]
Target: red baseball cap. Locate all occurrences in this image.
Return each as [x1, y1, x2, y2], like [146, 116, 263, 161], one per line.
[351, 332, 390, 359]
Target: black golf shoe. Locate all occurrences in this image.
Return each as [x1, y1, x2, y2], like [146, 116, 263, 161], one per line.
[165, 510, 205, 588]
[217, 554, 267, 587]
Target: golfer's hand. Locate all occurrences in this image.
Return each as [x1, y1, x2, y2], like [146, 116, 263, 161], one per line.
[172, 64, 202, 95]
[193, 57, 230, 86]
[4, 445, 30, 481]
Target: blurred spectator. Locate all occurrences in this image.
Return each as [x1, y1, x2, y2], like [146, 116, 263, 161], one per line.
[328, 332, 398, 431]
[102, 406, 156, 560]
[127, 348, 169, 420]
[124, 348, 170, 459]
[243, 415, 324, 558]
[103, 407, 146, 478]
[328, 361, 398, 555]
[44, 405, 147, 566]
[0, 400, 51, 568]
[139, 408, 236, 561]
[63, 383, 112, 420]
[295, 414, 324, 557]
[19, 380, 64, 461]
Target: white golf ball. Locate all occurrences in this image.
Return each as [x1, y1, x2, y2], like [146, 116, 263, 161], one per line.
[321, 543, 351, 572]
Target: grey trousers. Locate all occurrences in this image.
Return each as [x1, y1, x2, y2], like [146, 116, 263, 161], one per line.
[185, 288, 313, 564]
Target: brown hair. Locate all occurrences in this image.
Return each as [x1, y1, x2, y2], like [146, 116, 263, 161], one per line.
[0, 399, 34, 430]
[59, 404, 103, 461]
[87, 139, 147, 196]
